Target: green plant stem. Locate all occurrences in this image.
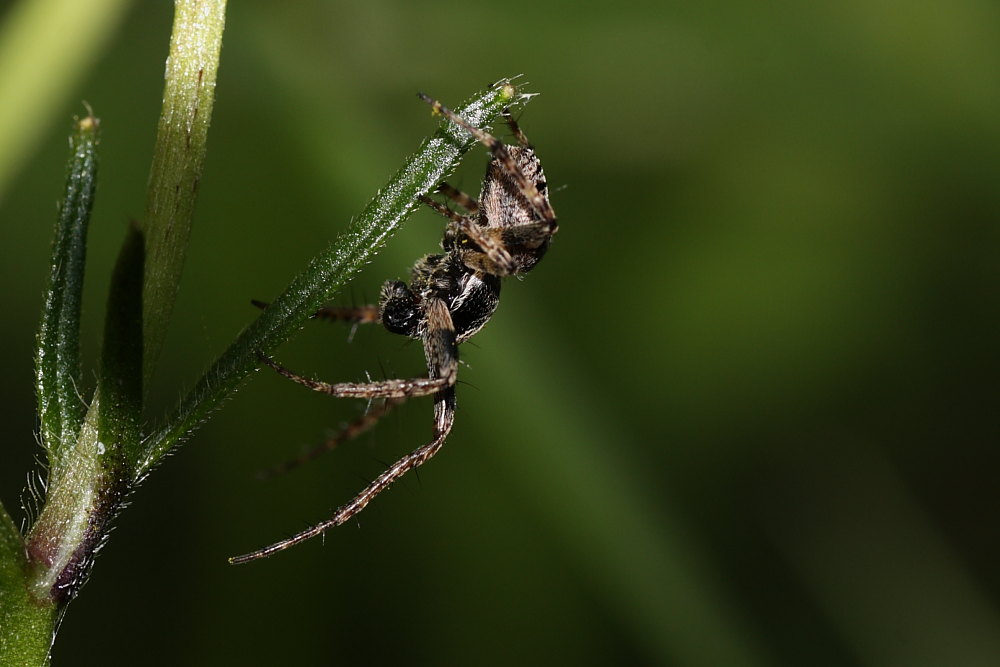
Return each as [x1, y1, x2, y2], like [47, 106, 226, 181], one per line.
[138, 80, 518, 476]
[4, 112, 101, 666]
[142, 0, 227, 386]
[24, 113, 106, 610]
[20, 0, 229, 616]
[0, 503, 54, 665]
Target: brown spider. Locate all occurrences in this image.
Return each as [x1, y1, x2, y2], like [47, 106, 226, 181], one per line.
[231, 89, 557, 564]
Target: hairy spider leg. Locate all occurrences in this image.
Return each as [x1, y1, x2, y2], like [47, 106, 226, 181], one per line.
[418, 194, 467, 224]
[256, 396, 405, 480]
[311, 304, 380, 324]
[256, 298, 458, 399]
[251, 297, 390, 477]
[251, 299, 380, 325]
[501, 109, 532, 149]
[417, 195, 516, 274]
[258, 354, 452, 399]
[436, 181, 479, 213]
[234, 299, 459, 563]
[230, 386, 455, 564]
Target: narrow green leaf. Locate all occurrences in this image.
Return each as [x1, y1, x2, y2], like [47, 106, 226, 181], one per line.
[141, 0, 227, 385]
[24, 211, 143, 611]
[0, 501, 56, 665]
[35, 112, 100, 464]
[138, 79, 518, 476]
[23, 114, 133, 613]
[99, 223, 145, 472]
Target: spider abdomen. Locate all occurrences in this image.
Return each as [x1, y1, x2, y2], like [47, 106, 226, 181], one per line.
[478, 147, 548, 230]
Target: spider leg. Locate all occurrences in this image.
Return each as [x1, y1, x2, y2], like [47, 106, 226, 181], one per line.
[312, 304, 380, 324]
[258, 352, 450, 400]
[436, 182, 479, 213]
[418, 92, 554, 226]
[258, 297, 457, 400]
[444, 221, 554, 277]
[232, 299, 460, 564]
[252, 299, 380, 325]
[418, 195, 466, 224]
[453, 220, 557, 277]
[419, 196, 517, 275]
[256, 396, 405, 480]
[450, 220, 516, 274]
[503, 110, 532, 148]
[229, 387, 455, 564]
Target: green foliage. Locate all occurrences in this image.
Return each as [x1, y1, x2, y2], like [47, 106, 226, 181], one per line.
[0, 0, 516, 653]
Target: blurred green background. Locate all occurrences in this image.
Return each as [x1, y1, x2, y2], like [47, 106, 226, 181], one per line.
[2, 1, 1000, 664]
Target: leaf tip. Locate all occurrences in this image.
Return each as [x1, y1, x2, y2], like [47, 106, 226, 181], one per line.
[499, 81, 517, 103]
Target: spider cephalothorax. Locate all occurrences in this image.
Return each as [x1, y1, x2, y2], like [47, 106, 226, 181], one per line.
[232, 86, 556, 564]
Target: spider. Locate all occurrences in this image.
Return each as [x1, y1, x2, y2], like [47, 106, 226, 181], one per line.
[230, 89, 557, 564]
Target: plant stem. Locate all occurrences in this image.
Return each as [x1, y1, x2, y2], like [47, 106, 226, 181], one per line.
[3, 4, 228, 659]
[141, 0, 227, 386]
[4, 111, 100, 666]
[0, 503, 54, 665]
